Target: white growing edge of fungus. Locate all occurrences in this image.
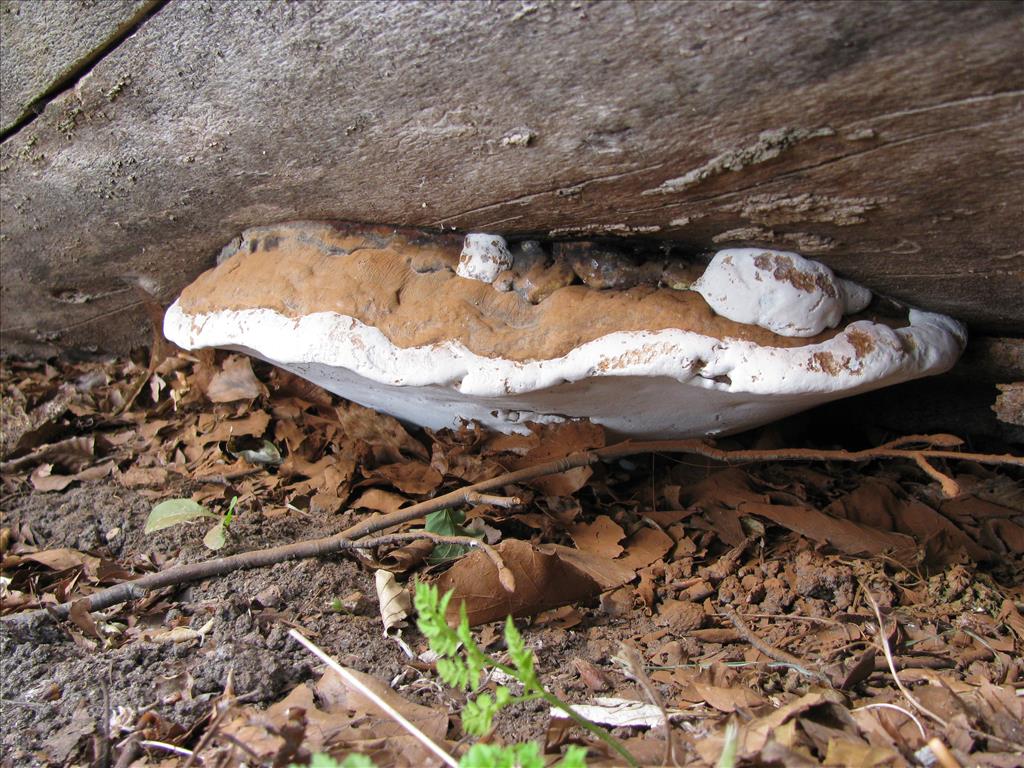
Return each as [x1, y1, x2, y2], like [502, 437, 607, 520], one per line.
[164, 237, 966, 438]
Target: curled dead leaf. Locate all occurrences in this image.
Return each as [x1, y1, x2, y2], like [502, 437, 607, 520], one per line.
[205, 354, 264, 403]
[375, 569, 411, 633]
[435, 539, 635, 626]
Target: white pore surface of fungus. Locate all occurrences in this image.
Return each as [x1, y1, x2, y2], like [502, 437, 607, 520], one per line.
[456, 233, 512, 283]
[164, 305, 966, 439]
[691, 248, 873, 337]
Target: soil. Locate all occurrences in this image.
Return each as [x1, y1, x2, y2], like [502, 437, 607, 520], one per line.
[1, 352, 1022, 768]
[2, 483, 410, 766]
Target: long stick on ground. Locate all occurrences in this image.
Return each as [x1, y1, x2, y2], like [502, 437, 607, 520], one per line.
[4, 436, 1020, 627]
[289, 629, 459, 768]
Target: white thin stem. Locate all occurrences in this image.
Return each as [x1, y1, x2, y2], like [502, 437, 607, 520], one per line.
[139, 740, 196, 759]
[853, 702, 927, 740]
[288, 629, 458, 768]
[862, 588, 948, 730]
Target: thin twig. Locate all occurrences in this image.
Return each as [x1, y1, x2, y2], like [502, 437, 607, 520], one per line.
[357, 532, 516, 592]
[613, 642, 678, 766]
[214, 732, 262, 762]
[464, 492, 522, 508]
[181, 699, 233, 768]
[194, 467, 261, 486]
[5, 435, 1020, 627]
[926, 737, 963, 768]
[98, 665, 112, 768]
[288, 629, 458, 768]
[862, 587, 946, 731]
[719, 606, 828, 683]
[912, 455, 960, 497]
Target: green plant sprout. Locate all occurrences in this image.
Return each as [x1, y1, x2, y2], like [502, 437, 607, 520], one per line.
[297, 740, 587, 768]
[144, 494, 238, 551]
[414, 582, 637, 767]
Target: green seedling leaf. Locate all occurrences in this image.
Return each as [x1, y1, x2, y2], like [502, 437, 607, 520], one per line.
[230, 439, 283, 466]
[203, 522, 226, 550]
[716, 719, 739, 768]
[338, 755, 376, 768]
[223, 495, 239, 528]
[424, 507, 482, 564]
[459, 741, 584, 768]
[144, 498, 217, 533]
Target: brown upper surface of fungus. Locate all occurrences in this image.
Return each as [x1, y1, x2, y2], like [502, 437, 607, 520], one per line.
[176, 222, 901, 363]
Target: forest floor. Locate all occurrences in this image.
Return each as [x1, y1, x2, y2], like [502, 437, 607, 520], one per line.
[1, 351, 1022, 768]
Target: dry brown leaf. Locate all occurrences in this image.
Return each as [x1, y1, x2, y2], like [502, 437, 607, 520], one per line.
[5, 548, 102, 573]
[683, 468, 762, 546]
[269, 367, 335, 407]
[696, 690, 849, 762]
[218, 664, 450, 766]
[569, 516, 626, 558]
[117, 466, 169, 488]
[68, 599, 103, 640]
[430, 442, 503, 484]
[197, 410, 271, 445]
[506, 421, 605, 496]
[823, 738, 901, 767]
[310, 491, 345, 515]
[367, 462, 442, 495]
[351, 488, 411, 514]
[435, 538, 634, 626]
[516, 421, 606, 465]
[538, 543, 638, 590]
[281, 453, 336, 479]
[0, 435, 96, 474]
[531, 465, 593, 497]
[379, 539, 435, 572]
[687, 681, 766, 712]
[618, 526, 674, 570]
[335, 401, 428, 462]
[315, 669, 449, 765]
[29, 461, 112, 492]
[205, 354, 264, 402]
[827, 479, 991, 563]
[738, 500, 919, 563]
[29, 463, 77, 492]
[987, 519, 1024, 554]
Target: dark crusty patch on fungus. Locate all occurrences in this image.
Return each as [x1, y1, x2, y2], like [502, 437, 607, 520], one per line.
[754, 253, 837, 298]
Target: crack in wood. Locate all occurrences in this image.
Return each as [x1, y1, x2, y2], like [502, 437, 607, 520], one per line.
[0, 0, 167, 144]
[427, 161, 667, 228]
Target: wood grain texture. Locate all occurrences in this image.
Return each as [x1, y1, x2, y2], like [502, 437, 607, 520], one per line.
[0, 0, 1021, 356]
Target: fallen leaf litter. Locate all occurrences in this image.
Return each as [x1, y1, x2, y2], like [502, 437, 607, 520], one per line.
[1, 350, 1022, 767]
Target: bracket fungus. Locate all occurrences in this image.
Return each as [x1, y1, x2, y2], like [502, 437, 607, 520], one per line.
[164, 222, 966, 438]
